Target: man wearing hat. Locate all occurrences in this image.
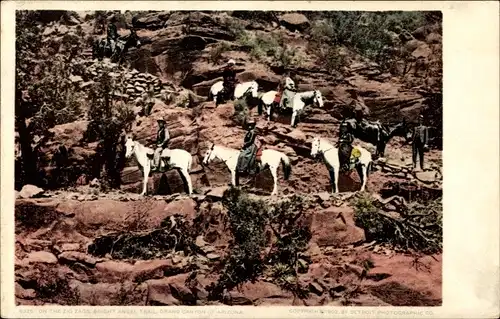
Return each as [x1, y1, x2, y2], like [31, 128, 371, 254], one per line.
[411, 114, 429, 171]
[338, 119, 355, 172]
[222, 59, 237, 102]
[107, 16, 119, 54]
[237, 118, 259, 175]
[152, 118, 170, 171]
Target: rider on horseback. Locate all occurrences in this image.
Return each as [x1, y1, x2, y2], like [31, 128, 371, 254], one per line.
[107, 16, 119, 53]
[222, 59, 237, 102]
[338, 120, 354, 172]
[152, 117, 170, 172]
[278, 74, 297, 109]
[237, 118, 260, 175]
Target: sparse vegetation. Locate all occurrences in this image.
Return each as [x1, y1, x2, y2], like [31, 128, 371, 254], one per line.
[352, 193, 442, 254]
[308, 12, 429, 73]
[232, 98, 250, 125]
[15, 11, 86, 187]
[209, 41, 232, 65]
[207, 188, 311, 301]
[31, 265, 81, 305]
[231, 28, 302, 68]
[88, 214, 199, 259]
[83, 70, 135, 188]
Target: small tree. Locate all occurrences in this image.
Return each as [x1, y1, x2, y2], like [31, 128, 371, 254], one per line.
[15, 11, 85, 187]
[84, 70, 135, 188]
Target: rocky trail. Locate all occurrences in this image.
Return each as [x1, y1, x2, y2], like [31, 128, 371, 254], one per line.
[15, 10, 442, 306]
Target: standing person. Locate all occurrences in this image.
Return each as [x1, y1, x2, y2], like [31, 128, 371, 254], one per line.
[337, 120, 354, 172]
[107, 16, 119, 54]
[412, 114, 429, 171]
[221, 59, 237, 102]
[152, 118, 170, 171]
[237, 118, 259, 175]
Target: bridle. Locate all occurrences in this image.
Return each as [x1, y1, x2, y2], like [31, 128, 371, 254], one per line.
[203, 143, 229, 170]
[312, 139, 335, 159]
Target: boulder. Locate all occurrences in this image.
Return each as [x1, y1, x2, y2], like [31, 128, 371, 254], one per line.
[415, 171, 438, 184]
[58, 251, 98, 266]
[146, 273, 192, 305]
[22, 251, 58, 264]
[309, 207, 365, 247]
[163, 198, 197, 221]
[279, 13, 310, 32]
[15, 283, 37, 300]
[131, 259, 174, 282]
[19, 185, 44, 199]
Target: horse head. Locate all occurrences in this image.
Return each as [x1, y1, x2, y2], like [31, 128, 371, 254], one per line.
[314, 90, 324, 108]
[250, 81, 259, 98]
[125, 136, 136, 158]
[389, 119, 411, 139]
[125, 28, 141, 49]
[310, 137, 321, 158]
[202, 143, 216, 165]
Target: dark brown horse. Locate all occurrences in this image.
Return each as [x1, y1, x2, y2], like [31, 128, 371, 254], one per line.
[343, 118, 411, 158]
[92, 28, 141, 64]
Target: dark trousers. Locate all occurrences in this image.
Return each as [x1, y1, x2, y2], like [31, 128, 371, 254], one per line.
[412, 141, 425, 170]
[339, 143, 352, 171]
[223, 83, 235, 101]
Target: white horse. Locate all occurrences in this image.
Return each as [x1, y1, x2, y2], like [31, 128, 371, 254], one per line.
[202, 143, 292, 196]
[310, 137, 373, 193]
[124, 137, 193, 196]
[258, 89, 324, 127]
[258, 77, 296, 121]
[208, 80, 259, 106]
[291, 90, 324, 127]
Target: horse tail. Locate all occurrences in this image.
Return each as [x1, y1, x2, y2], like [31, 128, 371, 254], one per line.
[208, 88, 214, 102]
[366, 160, 373, 176]
[280, 153, 292, 180]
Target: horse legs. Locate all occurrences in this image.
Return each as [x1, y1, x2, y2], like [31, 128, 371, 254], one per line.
[234, 171, 240, 187]
[360, 165, 368, 192]
[291, 110, 297, 127]
[329, 167, 338, 194]
[140, 164, 150, 196]
[356, 164, 367, 192]
[179, 168, 193, 195]
[230, 169, 237, 187]
[270, 166, 278, 196]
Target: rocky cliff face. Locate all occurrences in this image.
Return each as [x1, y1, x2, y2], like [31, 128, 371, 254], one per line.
[15, 10, 443, 306]
[25, 10, 442, 192]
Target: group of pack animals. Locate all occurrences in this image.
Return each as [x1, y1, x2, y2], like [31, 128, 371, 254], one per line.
[88, 21, 411, 196]
[123, 75, 412, 197]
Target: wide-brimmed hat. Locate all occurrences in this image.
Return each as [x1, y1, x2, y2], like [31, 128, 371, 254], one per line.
[227, 59, 236, 65]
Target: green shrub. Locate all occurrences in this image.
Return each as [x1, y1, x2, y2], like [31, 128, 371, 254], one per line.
[208, 190, 311, 301]
[209, 42, 232, 65]
[308, 12, 429, 71]
[208, 187, 268, 299]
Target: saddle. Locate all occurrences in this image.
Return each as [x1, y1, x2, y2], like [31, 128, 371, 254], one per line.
[348, 147, 361, 169]
[256, 146, 263, 162]
[274, 91, 282, 104]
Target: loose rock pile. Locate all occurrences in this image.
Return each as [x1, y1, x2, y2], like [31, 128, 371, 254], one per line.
[69, 58, 178, 104]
